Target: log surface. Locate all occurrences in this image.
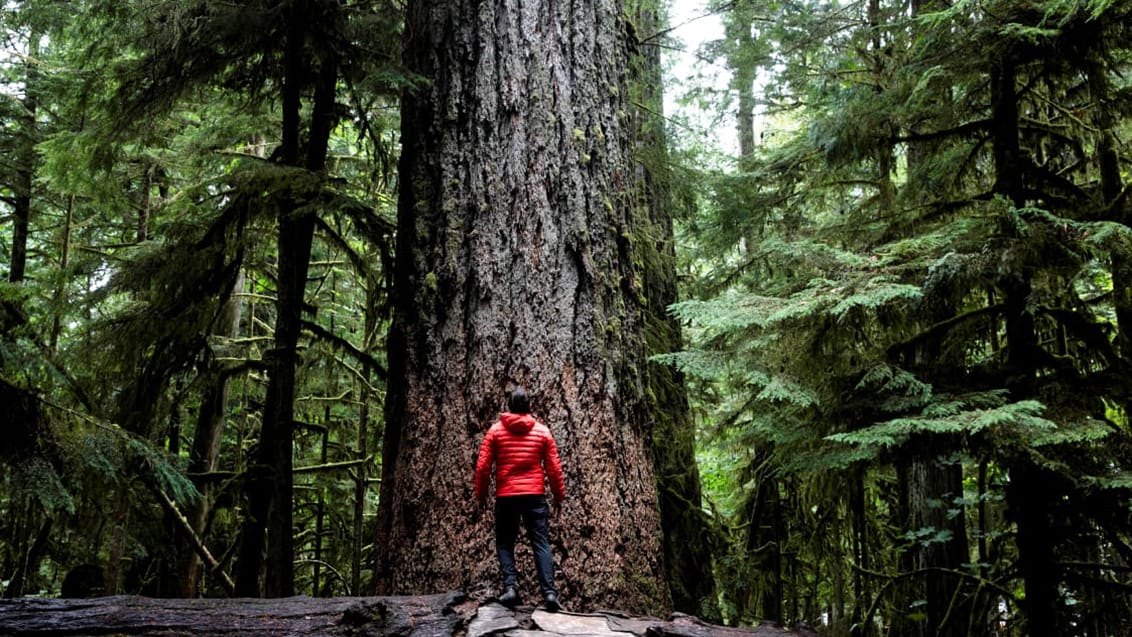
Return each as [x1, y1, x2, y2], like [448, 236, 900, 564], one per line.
[0, 592, 817, 637]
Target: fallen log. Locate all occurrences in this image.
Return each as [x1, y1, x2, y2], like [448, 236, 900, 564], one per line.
[0, 592, 819, 637]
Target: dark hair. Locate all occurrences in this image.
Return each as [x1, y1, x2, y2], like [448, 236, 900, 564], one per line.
[508, 387, 530, 414]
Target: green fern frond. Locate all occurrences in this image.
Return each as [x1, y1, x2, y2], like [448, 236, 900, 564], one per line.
[855, 365, 934, 412]
[766, 279, 837, 324]
[1086, 472, 1132, 491]
[759, 239, 871, 271]
[879, 218, 989, 266]
[124, 436, 200, 505]
[668, 293, 770, 335]
[1081, 220, 1132, 256]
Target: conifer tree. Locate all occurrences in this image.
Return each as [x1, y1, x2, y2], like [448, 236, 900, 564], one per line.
[673, 0, 1132, 634]
[375, 0, 680, 613]
[0, 0, 403, 599]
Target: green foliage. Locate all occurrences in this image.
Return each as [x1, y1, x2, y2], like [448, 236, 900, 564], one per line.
[671, 0, 1132, 631]
[0, 0, 403, 598]
[829, 398, 1056, 448]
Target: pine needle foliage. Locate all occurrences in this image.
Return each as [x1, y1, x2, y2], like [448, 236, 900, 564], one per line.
[1, 0, 404, 597]
[672, 0, 1132, 632]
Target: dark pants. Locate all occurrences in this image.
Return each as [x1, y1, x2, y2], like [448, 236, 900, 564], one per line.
[494, 495, 556, 597]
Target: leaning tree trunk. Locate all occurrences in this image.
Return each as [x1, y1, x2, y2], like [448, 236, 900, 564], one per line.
[170, 269, 245, 597]
[375, 0, 670, 614]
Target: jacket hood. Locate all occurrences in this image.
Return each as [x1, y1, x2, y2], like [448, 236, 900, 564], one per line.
[500, 412, 536, 434]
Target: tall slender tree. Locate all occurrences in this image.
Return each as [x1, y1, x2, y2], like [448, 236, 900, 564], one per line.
[234, 0, 340, 597]
[631, 1, 720, 618]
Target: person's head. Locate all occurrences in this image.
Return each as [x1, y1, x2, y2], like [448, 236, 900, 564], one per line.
[508, 386, 530, 414]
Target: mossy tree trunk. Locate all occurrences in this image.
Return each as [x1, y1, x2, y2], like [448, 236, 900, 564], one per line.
[235, 0, 340, 597]
[628, 0, 719, 620]
[375, 0, 670, 614]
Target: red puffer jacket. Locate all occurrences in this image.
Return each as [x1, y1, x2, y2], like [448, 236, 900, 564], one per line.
[474, 412, 566, 500]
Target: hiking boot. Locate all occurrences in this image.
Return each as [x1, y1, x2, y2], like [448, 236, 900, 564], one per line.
[498, 587, 519, 607]
[543, 592, 560, 612]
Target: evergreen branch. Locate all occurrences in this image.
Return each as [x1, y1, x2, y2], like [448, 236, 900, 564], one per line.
[301, 319, 387, 380]
[887, 304, 1005, 360]
[890, 118, 991, 145]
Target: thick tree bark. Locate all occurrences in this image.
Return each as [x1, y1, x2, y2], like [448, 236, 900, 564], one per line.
[376, 0, 669, 614]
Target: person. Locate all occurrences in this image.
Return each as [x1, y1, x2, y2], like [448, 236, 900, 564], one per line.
[473, 386, 566, 611]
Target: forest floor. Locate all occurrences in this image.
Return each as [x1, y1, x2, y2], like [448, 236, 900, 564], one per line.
[0, 591, 820, 637]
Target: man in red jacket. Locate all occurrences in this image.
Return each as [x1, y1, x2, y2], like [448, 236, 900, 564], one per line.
[474, 386, 566, 611]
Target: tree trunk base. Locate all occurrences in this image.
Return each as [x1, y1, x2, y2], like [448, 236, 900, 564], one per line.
[0, 592, 816, 637]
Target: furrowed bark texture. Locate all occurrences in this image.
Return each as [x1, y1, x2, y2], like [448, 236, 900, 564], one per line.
[376, 0, 669, 614]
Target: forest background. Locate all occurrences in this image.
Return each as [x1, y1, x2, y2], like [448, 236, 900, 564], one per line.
[2, 1, 1132, 637]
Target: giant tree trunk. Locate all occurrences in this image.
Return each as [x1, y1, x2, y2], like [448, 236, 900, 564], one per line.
[376, 0, 669, 614]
